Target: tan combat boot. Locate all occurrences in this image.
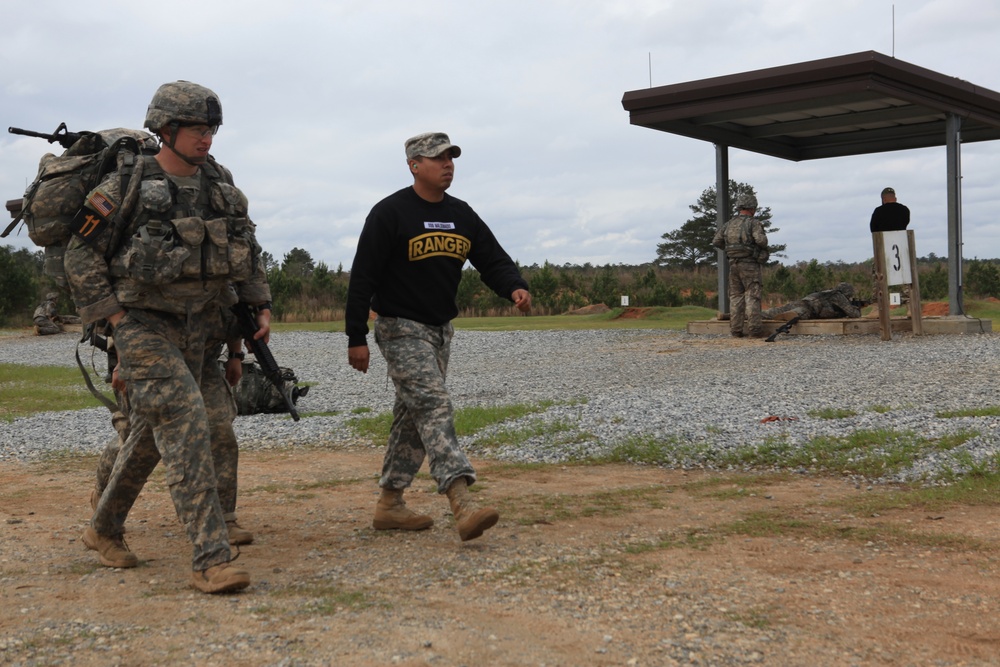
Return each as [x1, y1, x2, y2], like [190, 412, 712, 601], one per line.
[445, 477, 499, 541]
[372, 488, 434, 531]
[82, 526, 138, 568]
[191, 562, 251, 594]
[225, 518, 254, 545]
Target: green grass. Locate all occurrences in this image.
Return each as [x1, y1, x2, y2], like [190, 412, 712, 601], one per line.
[265, 305, 714, 334]
[596, 428, 981, 480]
[0, 363, 108, 421]
[347, 399, 582, 445]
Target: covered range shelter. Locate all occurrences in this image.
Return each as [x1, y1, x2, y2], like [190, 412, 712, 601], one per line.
[621, 50, 1000, 329]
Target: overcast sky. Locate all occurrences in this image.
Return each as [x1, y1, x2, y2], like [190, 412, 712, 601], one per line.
[3, 0, 1000, 271]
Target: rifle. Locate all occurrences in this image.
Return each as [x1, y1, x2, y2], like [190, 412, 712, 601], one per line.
[850, 298, 873, 309]
[231, 302, 300, 421]
[765, 315, 801, 343]
[8, 122, 87, 149]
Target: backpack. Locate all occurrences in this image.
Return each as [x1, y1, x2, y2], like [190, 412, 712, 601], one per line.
[2, 128, 159, 290]
[226, 360, 308, 416]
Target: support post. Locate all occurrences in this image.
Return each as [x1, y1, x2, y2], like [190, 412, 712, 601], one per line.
[715, 144, 729, 319]
[946, 113, 964, 315]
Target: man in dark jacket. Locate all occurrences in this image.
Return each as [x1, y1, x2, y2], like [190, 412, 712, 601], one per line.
[346, 132, 531, 541]
[870, 187, 910, 232]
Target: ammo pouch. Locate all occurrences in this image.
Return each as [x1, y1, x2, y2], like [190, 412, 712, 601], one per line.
[725, 244, 753, 260]
[111, 177, 255, 285]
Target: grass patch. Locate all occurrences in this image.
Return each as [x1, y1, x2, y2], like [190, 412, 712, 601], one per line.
[717, 429, 978, 478]
[936, 405, 1000, 418]
[716, 508, 987, 550]
[347, 399, 581, 446]
[274, 582, 380, 614]
[473, 417, 593, 450]
[595, 429, 980, 480]
[0, 363, 108, 421]
[497, 485, 668, 525]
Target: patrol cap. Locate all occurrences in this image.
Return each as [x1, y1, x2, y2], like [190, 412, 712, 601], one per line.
[881, 187, 895, 196]
[405, 132, 462, 160]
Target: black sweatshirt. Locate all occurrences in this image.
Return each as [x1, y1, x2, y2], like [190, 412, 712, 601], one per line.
[345, 187, 529, 347]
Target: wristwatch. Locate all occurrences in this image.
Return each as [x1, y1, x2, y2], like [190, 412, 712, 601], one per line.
[228, 351, 246, 360]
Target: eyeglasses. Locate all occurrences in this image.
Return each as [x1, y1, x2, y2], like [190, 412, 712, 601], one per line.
[180, 124, 219, 138]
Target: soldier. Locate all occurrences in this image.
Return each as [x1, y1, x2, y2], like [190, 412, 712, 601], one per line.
[64, 81, 271, 594]
[91, 315, 255, 547]
[346, 132, 531, 541]
[713, 193, 769, 337]
[32, 292, 80, 335]
[763, 282, 862, 321]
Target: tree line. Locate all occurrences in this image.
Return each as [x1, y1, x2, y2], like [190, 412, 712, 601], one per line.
[4, 242, 1000, 327]
[2, 179, 998, 326]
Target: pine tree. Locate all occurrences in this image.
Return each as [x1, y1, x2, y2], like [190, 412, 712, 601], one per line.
[655, 180, 786, 268]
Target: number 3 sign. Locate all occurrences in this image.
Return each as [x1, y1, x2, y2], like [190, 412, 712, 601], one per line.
[880, 230, 911, 286]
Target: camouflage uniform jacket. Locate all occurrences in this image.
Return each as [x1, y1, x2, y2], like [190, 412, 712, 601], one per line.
[802, 288, 862, 319]
[713, 214, 769, 264]
[64, 155, 270, 324]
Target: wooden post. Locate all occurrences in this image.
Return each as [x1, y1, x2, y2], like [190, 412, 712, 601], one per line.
[872, 233, 892, 341]
[907, 230, 923, 335]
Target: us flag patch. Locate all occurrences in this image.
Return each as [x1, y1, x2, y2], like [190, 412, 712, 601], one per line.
[88, 192, 116, 217]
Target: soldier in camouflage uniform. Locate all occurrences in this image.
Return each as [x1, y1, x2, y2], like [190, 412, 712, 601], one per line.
[346, 132, 532, 541]
[32, 292, 80, 335]
[64, 81, 271, 594]
[762, 282, 862, 321]
[91, 311, 255, 546]
[713, 193, 769, 337]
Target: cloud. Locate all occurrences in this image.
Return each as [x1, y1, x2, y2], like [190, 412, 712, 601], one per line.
[3, 0, 1000, 271]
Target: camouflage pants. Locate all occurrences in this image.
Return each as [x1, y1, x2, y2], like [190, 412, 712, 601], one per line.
[33, 316, 63, 335]
[94, 342, 241, 520]
[374, 316, 476, 494]
[761, 300, 812, 321]
[728, 260, 764, 335]
[93, 308, 231, 571]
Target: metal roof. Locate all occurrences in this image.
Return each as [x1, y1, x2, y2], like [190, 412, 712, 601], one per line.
[621, 51, 1000, 161]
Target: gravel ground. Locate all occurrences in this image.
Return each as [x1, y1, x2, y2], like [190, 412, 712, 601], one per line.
[5, 327, 1000, 666]
[3, 327, 1000, 483]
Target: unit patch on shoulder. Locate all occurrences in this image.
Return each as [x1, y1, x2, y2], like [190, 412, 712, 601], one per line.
[70, 192, 116, 245]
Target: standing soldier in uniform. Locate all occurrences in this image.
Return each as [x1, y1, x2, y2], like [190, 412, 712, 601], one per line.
[64, 81, 271, 594]
[713, 193, 769, 338]
[346, 132, 531, 541]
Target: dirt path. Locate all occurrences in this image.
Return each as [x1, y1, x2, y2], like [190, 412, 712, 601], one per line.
[3, 447, 1000, 666]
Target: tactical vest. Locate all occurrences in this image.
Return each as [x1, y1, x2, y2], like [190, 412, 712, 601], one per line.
[723, 215, 755, 259]
[108, 156, 259, 314]
[723, 215, 766, 262]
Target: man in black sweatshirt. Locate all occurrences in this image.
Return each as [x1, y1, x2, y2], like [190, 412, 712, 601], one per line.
[345, 132, 531, 541]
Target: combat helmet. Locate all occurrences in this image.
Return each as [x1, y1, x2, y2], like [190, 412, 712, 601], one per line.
[736, 193, 758, 210]
[144, 81, 223, 133]
[835, 282, 855, 298]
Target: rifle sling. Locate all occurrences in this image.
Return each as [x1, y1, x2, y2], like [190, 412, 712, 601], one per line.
[75, 342, 119, 413]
